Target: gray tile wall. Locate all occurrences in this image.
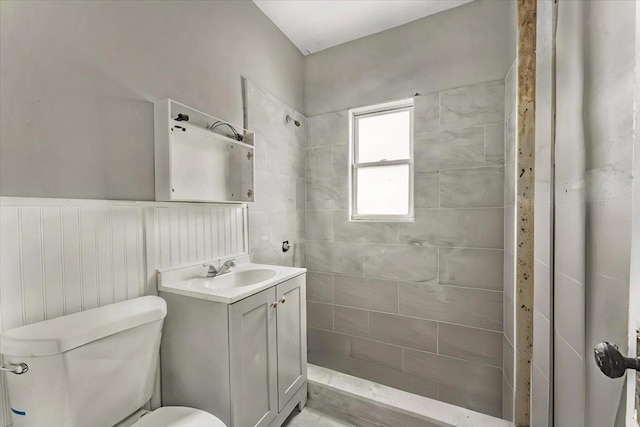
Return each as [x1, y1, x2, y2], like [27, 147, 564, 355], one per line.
[244, 81, 306, 268]
[502, 59, 517, 421]
[305, 79, 506, 418]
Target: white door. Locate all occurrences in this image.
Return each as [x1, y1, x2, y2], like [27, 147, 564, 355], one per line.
[229, 288, 278, 427]
[275, 274, 307, 411]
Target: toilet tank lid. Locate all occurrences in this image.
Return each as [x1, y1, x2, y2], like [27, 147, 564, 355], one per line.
[0, 296, 167, 357]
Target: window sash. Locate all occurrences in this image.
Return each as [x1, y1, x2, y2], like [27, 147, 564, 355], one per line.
[349, 102, 414, 222]
[352, 106, 413, 165]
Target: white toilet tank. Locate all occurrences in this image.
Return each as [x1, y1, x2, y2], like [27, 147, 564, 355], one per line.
[0, 296, 167, 427]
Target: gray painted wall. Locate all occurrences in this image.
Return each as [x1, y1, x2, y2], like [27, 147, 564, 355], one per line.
[304, 0, 515, 116]
[554, 1, 636, 426]
[0, 0, 304, 200]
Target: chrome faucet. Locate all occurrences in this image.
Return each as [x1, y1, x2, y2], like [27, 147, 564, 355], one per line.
[203, 260, 236, 277]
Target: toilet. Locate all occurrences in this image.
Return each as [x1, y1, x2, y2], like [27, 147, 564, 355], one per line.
[0, 296, 225, 427]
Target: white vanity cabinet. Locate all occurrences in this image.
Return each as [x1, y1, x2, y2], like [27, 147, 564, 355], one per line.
[159, 273, 307, 427]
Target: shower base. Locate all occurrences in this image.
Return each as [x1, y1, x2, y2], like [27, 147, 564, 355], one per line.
[306, 364, 511, 427]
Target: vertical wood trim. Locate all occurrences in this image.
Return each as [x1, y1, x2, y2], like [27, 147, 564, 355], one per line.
[515, 0, 537, 425]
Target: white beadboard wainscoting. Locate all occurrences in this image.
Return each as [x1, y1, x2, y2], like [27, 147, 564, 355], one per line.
[0, 197, 248, 427]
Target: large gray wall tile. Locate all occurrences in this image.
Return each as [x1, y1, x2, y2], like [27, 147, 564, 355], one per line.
[556, 273, 586, 357]
[334, 306, 369, 337]
[333, 275, 398, 313]
[268, 137, 305, 178]
[351, 337, 403, 370]
[531, 365, 550, 427]
[485, 123, 505, 166]
[333, 211, 398, 244]
[532, 311, 551, 378]
[439, 247, 504, 290]
[307, 272, 333, 303]
[403, 349, 502, 396]
[332, 144, 349, 179]
[246, 82, 299, 147]
[439, 166, 504, 208]
[440, 80, 505, 129]
[308, 328, 351, 356]
[307, 111, 349, 148]
[414, 172, 439, 208]
[533, 260, 550, 319]
[295, 178, 306, 211]
[554, 335, 585, 427]
[438, 323, 503, 367]
[307, 146, 333, 179]
[399, 282, 503, 331]
[502, 377, 514, 421]
[249, 210, 270, 253]
[503, 336, 514, 387]
[399, 208, 504, 249]
[307, 178, 348, 210]
[369, 312, 437, 352]
[415, 126, 485, 172]
[308, 302, 334, 330]
[414, 92, 440, 135]
[307, 241, 363, 275]
[268, 211, 298, 247]
[364, 244, 437, 282]
[306, 210, 333, 241]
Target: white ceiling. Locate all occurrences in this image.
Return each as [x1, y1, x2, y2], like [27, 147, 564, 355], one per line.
[253, 0, 475, 55]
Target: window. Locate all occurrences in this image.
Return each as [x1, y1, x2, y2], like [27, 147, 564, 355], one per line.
[349, 99, 414, 222]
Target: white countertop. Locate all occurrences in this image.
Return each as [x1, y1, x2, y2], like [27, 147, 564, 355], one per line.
[158, 261, 306, 304]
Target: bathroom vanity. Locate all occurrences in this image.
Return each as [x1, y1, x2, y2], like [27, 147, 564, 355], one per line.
[157, 258, 307, 427]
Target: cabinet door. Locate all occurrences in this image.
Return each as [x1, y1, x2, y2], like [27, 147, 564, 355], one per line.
[229, 287, 278, 427]
[276, 274, 307, 411]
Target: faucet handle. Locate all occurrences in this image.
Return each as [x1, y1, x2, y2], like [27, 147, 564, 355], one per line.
[203, 263, 218, 277]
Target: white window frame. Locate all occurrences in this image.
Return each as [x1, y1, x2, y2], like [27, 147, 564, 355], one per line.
[348, 98, 414, 222]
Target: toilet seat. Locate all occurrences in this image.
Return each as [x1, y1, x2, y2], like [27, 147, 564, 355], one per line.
[133, 407, 226, 427]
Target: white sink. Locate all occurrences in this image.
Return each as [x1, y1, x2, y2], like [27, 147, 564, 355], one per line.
[158, 261, 305, 304]
[190, 268, 277, 290]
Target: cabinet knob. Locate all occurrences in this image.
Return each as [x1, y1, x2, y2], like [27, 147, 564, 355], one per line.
[271, 298, 286, 308]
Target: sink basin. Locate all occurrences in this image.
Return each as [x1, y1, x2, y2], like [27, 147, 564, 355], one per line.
[158, 261, 306, 304]
[188, 268, 277, 290]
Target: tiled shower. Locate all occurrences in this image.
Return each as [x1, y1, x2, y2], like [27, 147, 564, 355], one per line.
[304, 78, 510, 418]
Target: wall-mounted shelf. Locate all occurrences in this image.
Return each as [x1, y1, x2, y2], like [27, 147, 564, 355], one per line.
[154, 99, 255, 203]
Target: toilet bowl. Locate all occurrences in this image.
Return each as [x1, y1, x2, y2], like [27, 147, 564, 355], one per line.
[0, 296, 226, 427]
[134, 407, 226, 427]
